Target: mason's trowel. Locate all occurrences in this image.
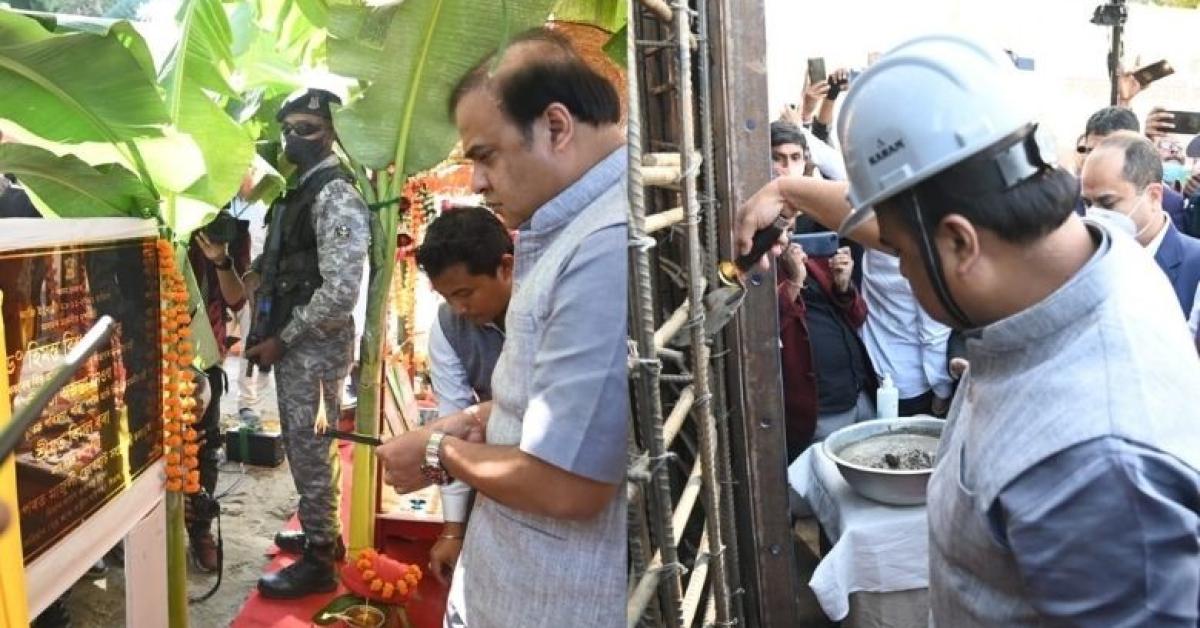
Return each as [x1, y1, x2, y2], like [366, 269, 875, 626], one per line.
[672, 213, 792, 346]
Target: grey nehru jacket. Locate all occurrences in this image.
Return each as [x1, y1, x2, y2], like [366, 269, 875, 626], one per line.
[928, 222, 1200, 627]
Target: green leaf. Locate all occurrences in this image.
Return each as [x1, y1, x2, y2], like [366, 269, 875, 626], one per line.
[0, 118, 207, 195]
[0, 143, 156, 218]
[603, 23, 626, 67]
[327, 0, 557, 173]
[13, 12, 160, 87]
[312, 594, 369, 625]
[158, 0, 255, 236]
[0, 9, 169, 145]
[552, 0, 626, 31]
[293, 0, 327, 28]
[176, 83, 256, 208]
[161, 0, 238, 101]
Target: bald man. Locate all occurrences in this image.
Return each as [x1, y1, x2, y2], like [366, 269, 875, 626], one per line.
[1080, 131, 1200, 317]
[375, 28, 628, 627]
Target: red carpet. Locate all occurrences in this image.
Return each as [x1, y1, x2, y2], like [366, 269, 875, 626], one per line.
[231, 441, 449, 628]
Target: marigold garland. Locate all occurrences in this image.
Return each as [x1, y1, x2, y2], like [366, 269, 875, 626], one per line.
[157, 239, 200, 494]
[340, 548, 423, 604]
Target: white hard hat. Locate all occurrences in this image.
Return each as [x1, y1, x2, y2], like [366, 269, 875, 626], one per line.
[837, 34, 1056, 235]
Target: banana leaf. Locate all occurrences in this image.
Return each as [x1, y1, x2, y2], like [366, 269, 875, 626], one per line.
[158, 0, 256, 231]
[602, 23, 626, 66]
[0, 119, 206, 195]
[327, 0, 557, 173]
[0, 143, 157, 218]
[13, 10, 159, 82]
[552, 0, 626, 31]
[0, 10, 168, 148]
[326, 0, 556, 550]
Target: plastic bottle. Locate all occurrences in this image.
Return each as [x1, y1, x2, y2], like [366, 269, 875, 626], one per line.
[876, 374, 899, 418]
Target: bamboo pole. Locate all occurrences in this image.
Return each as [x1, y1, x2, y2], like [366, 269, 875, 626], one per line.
[166, 492, 188, 627]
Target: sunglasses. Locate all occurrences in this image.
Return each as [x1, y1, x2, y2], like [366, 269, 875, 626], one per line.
[281, 121, 326, 137]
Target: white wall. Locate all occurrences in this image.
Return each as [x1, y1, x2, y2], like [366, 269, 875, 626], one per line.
[765, 0, 1200, 160]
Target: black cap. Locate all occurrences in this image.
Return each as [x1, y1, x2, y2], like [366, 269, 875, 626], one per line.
[276, 88, 342, 122]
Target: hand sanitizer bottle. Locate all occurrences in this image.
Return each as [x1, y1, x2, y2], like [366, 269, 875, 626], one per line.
[877, 374, 899, 418]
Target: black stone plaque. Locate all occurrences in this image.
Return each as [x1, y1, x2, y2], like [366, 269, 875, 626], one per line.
[1, 236, 163, 563]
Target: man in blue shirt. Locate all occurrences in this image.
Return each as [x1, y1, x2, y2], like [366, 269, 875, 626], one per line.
[376, 28, 627, 627]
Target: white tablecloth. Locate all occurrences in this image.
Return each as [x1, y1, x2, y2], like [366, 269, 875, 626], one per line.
[788, 445, 929, 621]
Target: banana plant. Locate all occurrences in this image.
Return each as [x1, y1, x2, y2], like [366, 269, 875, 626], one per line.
[325, 0, 556, 549]
[0, 8, 166, 212]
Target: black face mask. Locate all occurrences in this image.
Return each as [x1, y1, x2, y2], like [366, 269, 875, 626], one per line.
[283, 135, 329, 170]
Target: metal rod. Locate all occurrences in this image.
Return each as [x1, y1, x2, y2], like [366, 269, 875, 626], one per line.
[645, 207, 685, 234]
[653, 299, 690, 352]
[662, 385, 695, 448]
[1, 316, 115, 460]
[627, 566, 666, 628]
[644, 152, 682, 167]
[681, 526, 711, 627]
[643, 165, 682, 188]
[626, 2, 686, 625]
[639, 0, 673, 22]
[671, 457, 703, 545]
[696, 0, 742, 613]
[674, 0, 733, 623]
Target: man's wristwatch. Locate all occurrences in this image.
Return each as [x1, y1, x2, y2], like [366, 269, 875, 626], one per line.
[421, 430, 453, 486]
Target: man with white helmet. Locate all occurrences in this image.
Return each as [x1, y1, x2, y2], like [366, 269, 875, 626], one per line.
[738, 34, 1199, 626]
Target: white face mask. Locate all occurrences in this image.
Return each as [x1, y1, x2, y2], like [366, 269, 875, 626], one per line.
[1084, 190, 1152, 239]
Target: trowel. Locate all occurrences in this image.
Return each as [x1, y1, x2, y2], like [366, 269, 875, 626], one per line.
[672, 213, 792, 346]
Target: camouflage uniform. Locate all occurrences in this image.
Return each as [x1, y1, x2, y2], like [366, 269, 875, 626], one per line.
[267, 163, 370, 546]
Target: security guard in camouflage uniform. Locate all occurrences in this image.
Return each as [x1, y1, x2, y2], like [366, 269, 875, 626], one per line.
[244, 88, 370, 599]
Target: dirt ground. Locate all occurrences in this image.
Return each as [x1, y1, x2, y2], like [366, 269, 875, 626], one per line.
[58, 355, 299, 628]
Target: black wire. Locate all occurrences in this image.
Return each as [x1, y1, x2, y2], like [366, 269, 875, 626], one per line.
[188, 503, 224, 604]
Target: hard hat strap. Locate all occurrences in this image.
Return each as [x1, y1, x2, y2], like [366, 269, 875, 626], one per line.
[905, 193, 976, 330]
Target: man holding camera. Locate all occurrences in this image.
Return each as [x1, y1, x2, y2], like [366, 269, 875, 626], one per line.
[244, 88, 370, 599]
[187, 218, 248, 572]
[738, 35, 1199, 626]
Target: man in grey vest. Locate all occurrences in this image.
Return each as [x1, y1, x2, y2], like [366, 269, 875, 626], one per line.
[243, 88, 371, 598]
[738, 35, 1199, 626]
[414, 207, 511, 584]
[375, 28, 628, 627]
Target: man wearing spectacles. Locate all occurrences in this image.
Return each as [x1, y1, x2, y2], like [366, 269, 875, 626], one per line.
[1080, 106, 1188, 229]
[245, 88, 371, 599]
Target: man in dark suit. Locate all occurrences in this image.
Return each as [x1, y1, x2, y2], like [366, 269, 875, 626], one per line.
[1081, 132, 1200, 317]
[1081, 107, 1189, 230]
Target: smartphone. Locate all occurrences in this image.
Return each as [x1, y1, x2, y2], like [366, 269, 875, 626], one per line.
[1133, 60, 1174, 88]
[789, 231, 839, 258]
[1165, 110, 1200, 136]
[807, 57, 827, 86]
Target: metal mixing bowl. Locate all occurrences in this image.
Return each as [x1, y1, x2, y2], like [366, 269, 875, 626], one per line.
[822, 417, 944, 506]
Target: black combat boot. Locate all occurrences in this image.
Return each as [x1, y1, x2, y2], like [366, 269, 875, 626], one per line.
[257, 541, 338, 599]
[274, 530, 346, 561]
